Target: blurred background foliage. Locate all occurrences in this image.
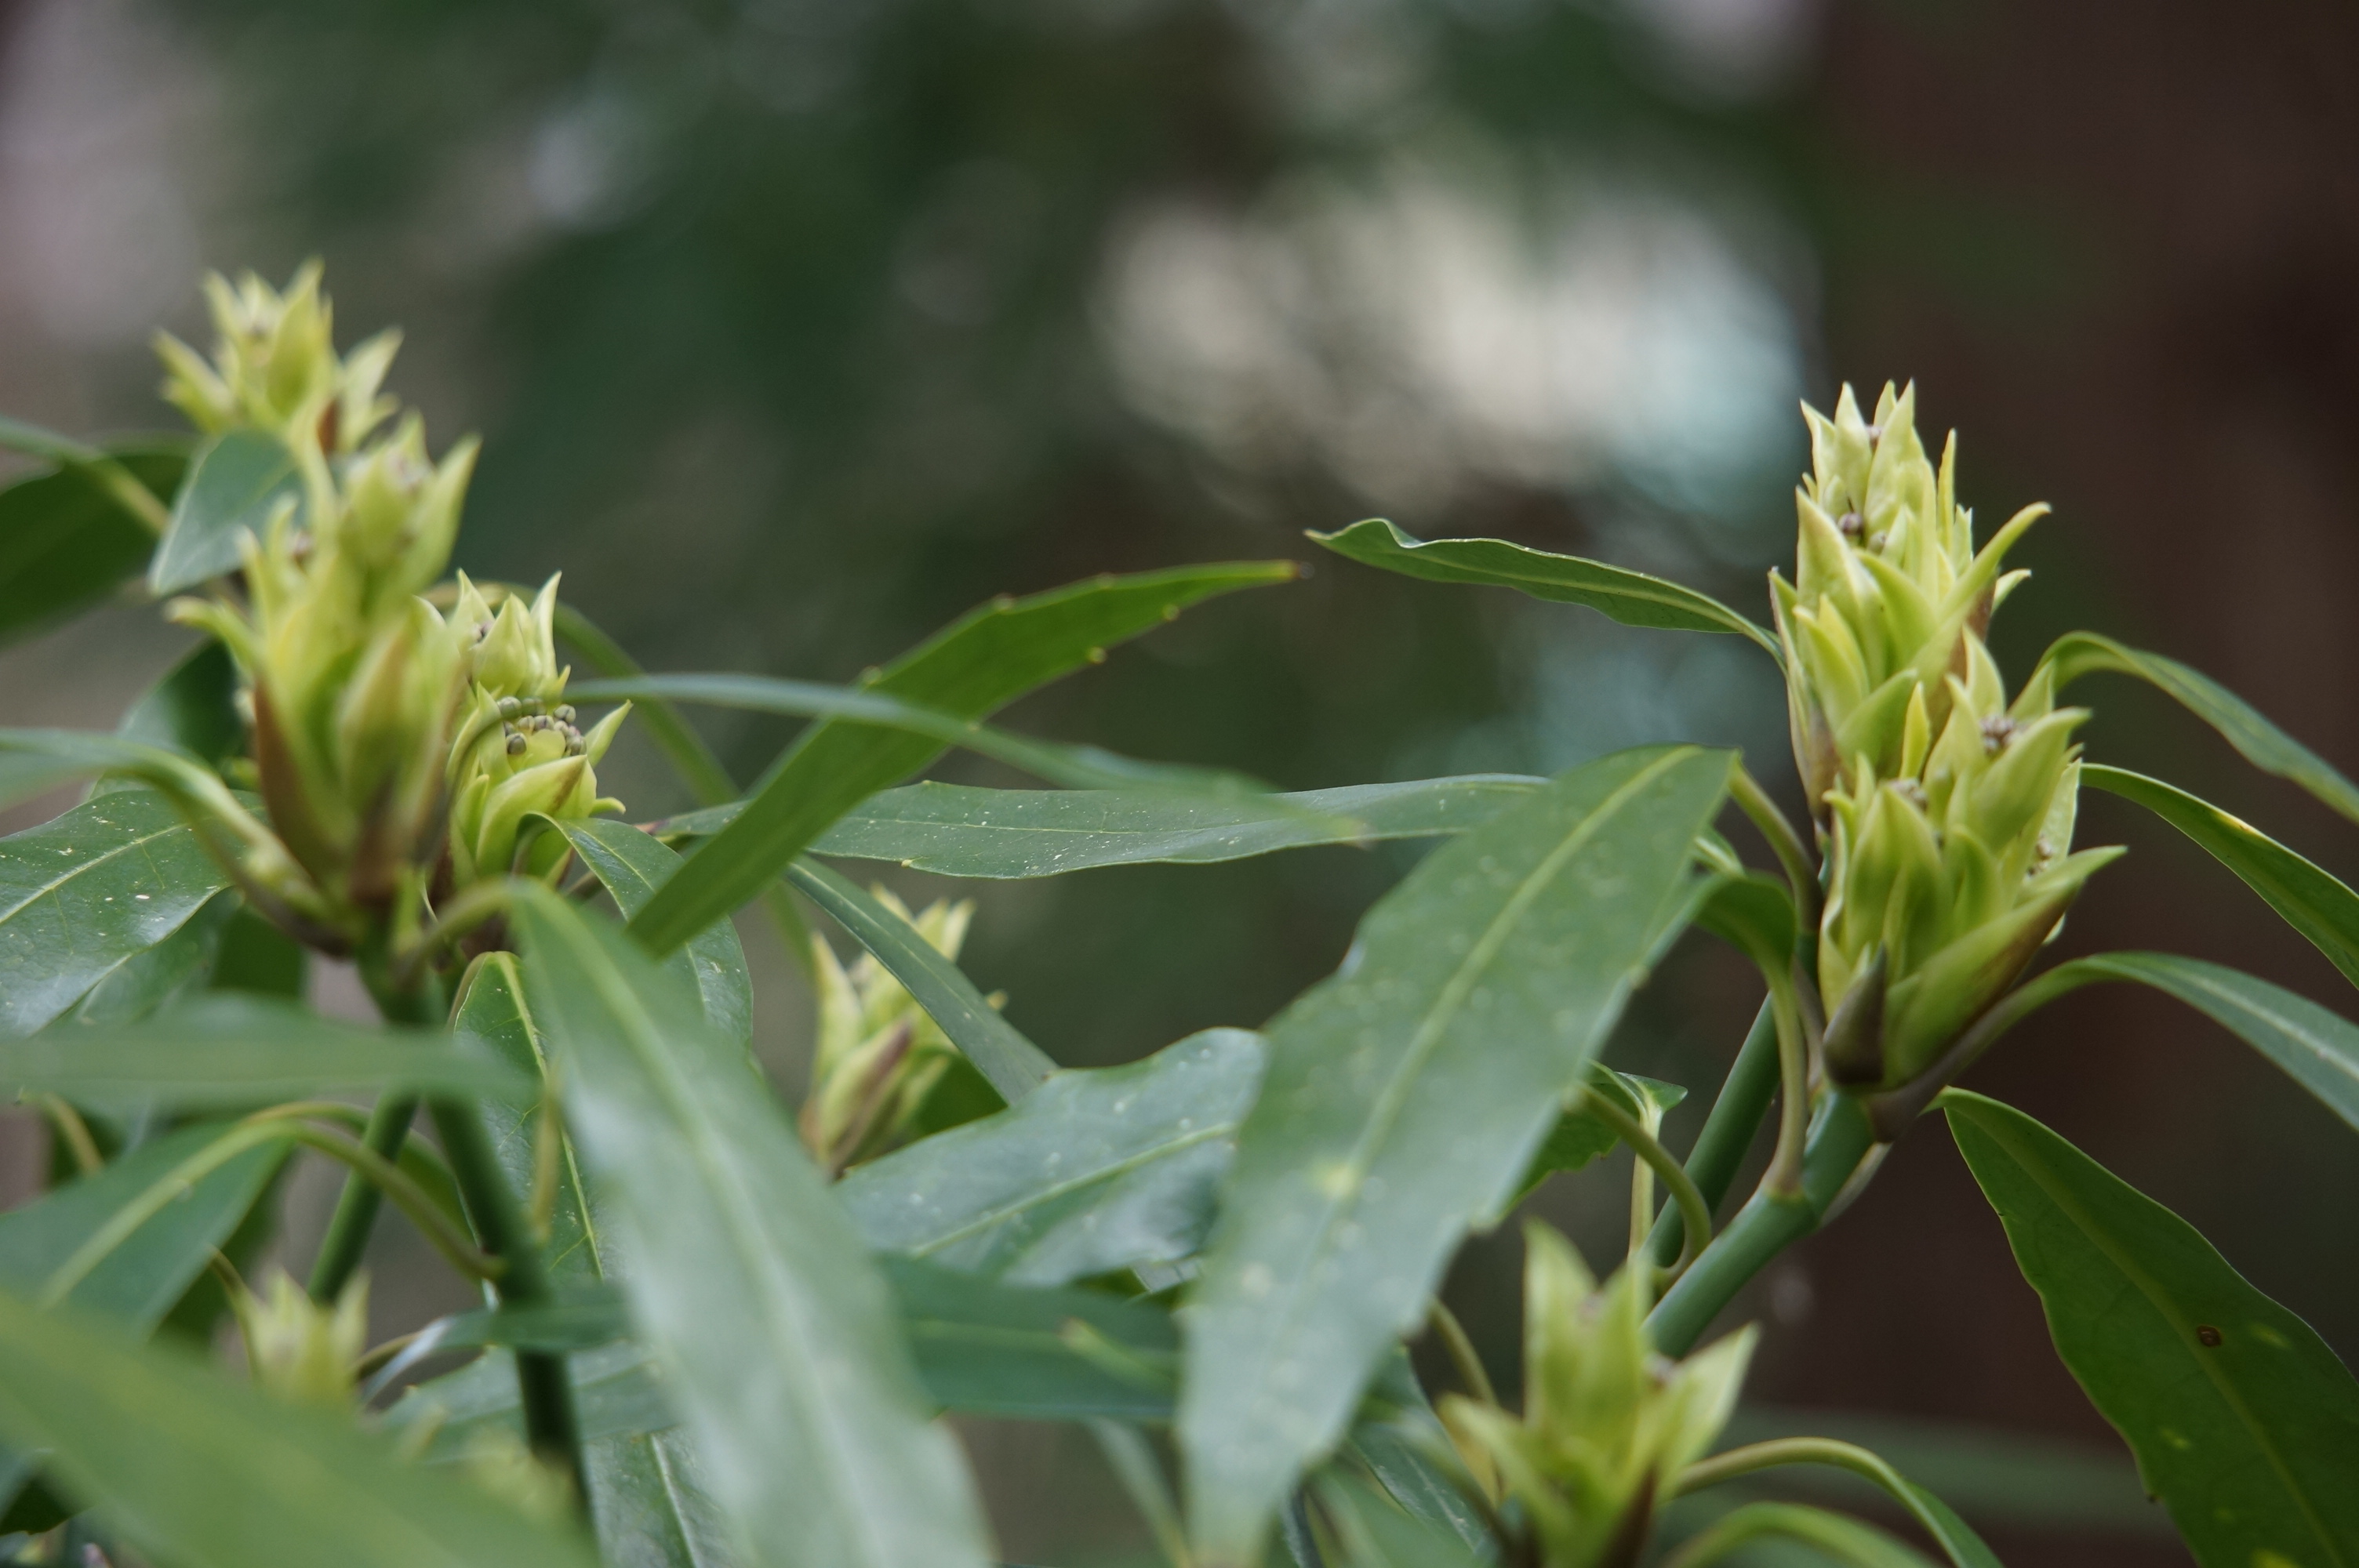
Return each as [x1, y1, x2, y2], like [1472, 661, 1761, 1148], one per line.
[3, 1, 2357, 1563]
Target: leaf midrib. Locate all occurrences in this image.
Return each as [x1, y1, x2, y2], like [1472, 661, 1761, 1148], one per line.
[0, 815, 206, 924]
[897, 1120, 1234, 1256]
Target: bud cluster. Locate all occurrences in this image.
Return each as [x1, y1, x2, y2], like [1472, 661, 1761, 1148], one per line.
[162, 266, 627, 948]
[232, 1269, 369, 1408]
[1444, 1227, 1753, 1568]
[1772, 385, 2118, 1091]
[801, 891, 987, 1173]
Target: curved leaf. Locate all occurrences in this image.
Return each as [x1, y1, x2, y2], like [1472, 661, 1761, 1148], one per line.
[0, 994, 529, 1109]
[148, 428, 304, 594]
[0, 788, 232, 1036]
[619, 561, 1297, 955]
[0, 1288, 599, 1568]
[2083, 764, 2359, 989]
[545, 818, 752, 1047]
[1180, 745, 1733, 1564]
[114, 639, 245, 776]
[839, 1027, 1266, 1286]
[773, 776, 1540, 877]
[786, 858, 1058, 1102]
[1945, 1089, 2359, 1566]
[512, 888, 994, 1568]
[1312, 518, 1779, 660]
[0, 466, 157, 646]
[1663, 1502, 1936, 1568]
[881, 1254, 1178, 1421]
[2044, 630, 2359, 826]
[1509, 1065, 1688, 1209]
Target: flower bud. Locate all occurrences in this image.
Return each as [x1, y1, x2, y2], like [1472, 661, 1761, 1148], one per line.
[157, 261, 398, 462]
[800, 891, 987, 1172]
[232, 1269, 368, 1408]
[1442, 1226, 1753, 1568]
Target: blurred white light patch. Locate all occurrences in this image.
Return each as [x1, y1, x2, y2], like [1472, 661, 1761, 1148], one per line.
[1098, 163, 1803, 524]
[1624, 0, 1823, 100]
[0, 0, 209, 347]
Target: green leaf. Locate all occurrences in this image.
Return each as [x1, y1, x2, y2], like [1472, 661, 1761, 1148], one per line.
[1993, 952, 2359, 1139]
[1345, 1349, 1492, 1555]
[544, 818, 753, 1047]
[1695, 870, 1800, 975]
[1663, 1502, 1937, 1568]
[575, 673, 1273, 797]
[838, 1028, 1266, 1286]
[2083, 764, 2359, 989]
[0, 1120, 284, 1328]
[1312, 1472, 1488, 1568]
[148, 429, 304, 595]
[0, 994, 531, 1109]
[0, 1287, 600, 1568]
[1312, 519, 1780, 660]
[449, 953, 726, 1568]
[620, 561, 1297, 956]
[786, 858, 1058, 1102]
[0, 788, 233, 1036]
[0, 467, 156, 646]
[407, 1291, 634, 1357]
[114, 639, 245, 775]
[2044, 630, 2359, 826]
[1180, 745, 1733, 1563]
[60, 887, 238, 1026]
[759, 775, 1541, 878]
[1944, 1088, 2359, 1565]
[882, 1254, 1178, 1421]
[1510, 1065, 1690, 1207]
[511, 888, 994, 1568]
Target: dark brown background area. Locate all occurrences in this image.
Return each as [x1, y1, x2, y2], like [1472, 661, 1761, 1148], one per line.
[4, 0, 2357, 1563]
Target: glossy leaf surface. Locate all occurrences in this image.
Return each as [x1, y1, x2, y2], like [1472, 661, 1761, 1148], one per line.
[1180, 745, 1732, 1562]
[0, 994, 529, 1109]
[513, 889, 993, 1568]
[0, 788, 231, 1036]
[2046, 630, 2359, 826]
[547, 817, 753, 1047]
[787, 858, 1056, 1102]
[1946, 1090, 2359, 1565]
[784, 776, 1540, 877]
[2085, 764, 2359, 988]
[1313, 519, 1779, 659]
[148, 428, 303, 594]
[0, 1120, 283, 1327]
[0, 1288, 599, 1568]
[621, 561, 1295, 955]
[881, 1254, 1177, 1421]
[839, 1027, 1265, 1286]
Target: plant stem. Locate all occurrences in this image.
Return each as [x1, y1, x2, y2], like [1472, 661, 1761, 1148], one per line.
[1583, 1092, 1713, 1280]
[1644, 1094, 1875, 1356]
[1645, 1000, 1779, 1268]
[1760, 970, 1811, 1197]
[1675, 1435, 1976, 1551]
[429, 1099, 589, 1510]
[307, 1094, 420, 1300]
[1729, 766, 1818, 931]
[38, 1094, 104, 1175]
[1426, 1299, 1497, 1410]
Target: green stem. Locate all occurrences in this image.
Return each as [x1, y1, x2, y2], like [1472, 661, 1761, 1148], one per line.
[1583, 1091, 1713, 1281]
[1645, 1000, 1779, 1268]
[1675, 1436, 1971, 1557]
[1645, 1094, 1875, 1356]
[312, 942, 445, 1299]
[1730, 766, 1818, 931]
[1425, 1299, 1497, 1410]
[1656, 1501, 1910, 1568]
[429, 1100, 588, 1510]
[1761, 969, 1811, 1197]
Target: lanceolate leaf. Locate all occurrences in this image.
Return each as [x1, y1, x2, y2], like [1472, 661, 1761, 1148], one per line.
[881, 1254, 1177, 1421]
[0, 994, 529, 1109]
[1944, 1090, 2359, 1566]
[0, 1120, 284, 1328]
[0, 789, 232, 1036]
[1312, 519, 1781, 660]
[1180, 745, 1733, 1563]
[0, 465, 159, 646]
[838, 1028, 1266, 1286]
[511, 888, 994, 1568]
[2084, 764, 2359, 989]
[0, 1289, 599, 1568]
[450, 955, 729, 1568]
[114, 639, 245, 775]
[786, 858, 1057, 1102]
[2044, 631, 2359, 827]
[621, 561, 1296, 956]
[148, 428, 304, 595]
[60, 887, 237, 1025]
[546, 818, 753, 1047]
[783, 776, 1538, 878]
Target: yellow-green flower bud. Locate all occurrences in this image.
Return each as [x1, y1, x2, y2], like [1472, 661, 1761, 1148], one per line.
[801, 891, 983, 1173]
[156, 260, 398, 461]
[232, 1269, 368, 1408]
[1443, 1226, 1753, 1568]
[1771, 383, 2049, 815]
